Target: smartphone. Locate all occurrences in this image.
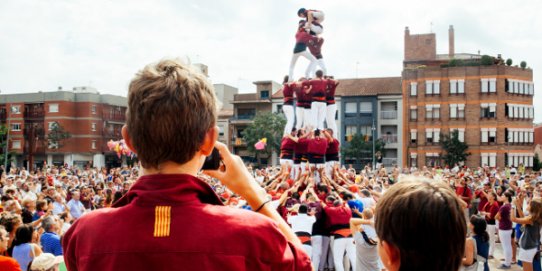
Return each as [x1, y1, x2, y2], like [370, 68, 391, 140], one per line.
[201, 148, 221, 170]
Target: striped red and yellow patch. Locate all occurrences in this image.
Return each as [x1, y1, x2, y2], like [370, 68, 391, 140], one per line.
[154, 206, 171, 237]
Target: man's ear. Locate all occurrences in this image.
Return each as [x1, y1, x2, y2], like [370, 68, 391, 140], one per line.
[200, 126, 218, 156]
[121, 126, 136, 154]
[380, 240, 401, 271]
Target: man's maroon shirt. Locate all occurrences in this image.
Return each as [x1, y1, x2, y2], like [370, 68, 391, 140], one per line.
[62, 174, 311, 271]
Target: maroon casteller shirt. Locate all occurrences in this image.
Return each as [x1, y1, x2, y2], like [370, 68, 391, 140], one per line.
[308, 138, 328, 155]
[62, 174, 312, 271]
[283, 83, 294, 106]
[309, 79, 328, 102]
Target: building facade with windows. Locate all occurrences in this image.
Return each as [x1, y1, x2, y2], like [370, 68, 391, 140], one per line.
[403, 26, 535, 168]
[230, 80, 281, 163]
[0, 87, 127, 169]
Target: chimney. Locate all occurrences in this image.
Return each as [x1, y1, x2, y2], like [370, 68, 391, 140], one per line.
[449, 25, 455, 58]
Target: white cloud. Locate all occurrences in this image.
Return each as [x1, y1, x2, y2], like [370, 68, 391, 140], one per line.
[0, 0, 540, 122]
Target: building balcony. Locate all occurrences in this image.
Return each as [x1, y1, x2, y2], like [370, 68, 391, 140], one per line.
[381, 134, 398, 144]
[24, 110, 45, 119]
[103, 113, 126, 122]
[381, 111, 398, 120]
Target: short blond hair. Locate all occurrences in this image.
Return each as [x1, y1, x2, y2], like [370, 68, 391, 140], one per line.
[126, 59, 219, 168]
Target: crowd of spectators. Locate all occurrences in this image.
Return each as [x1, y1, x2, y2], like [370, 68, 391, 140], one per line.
[0, 161, 541, 270]
[0, 165, 138, 270]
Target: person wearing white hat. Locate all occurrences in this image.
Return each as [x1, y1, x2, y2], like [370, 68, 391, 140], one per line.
[29, 253, 63, 271]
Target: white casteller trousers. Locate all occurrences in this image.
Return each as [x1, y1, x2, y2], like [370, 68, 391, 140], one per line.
[332, 237, 356, 271]
[283, 105, 295, 135]
[325, 103, 337, 137]
[289, 50, 317, 82]
[311, 101, 327, 131]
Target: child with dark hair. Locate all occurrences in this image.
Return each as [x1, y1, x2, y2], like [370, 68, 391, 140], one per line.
[375, 180, 466, 271]
[470, 215, 490, 271]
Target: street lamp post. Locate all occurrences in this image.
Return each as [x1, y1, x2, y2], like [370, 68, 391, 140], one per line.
[372, 118, 376, 171]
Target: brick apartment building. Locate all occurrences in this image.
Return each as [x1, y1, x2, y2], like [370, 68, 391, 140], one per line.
[0, 87, 127, 170]
[403, 26, 535, 168]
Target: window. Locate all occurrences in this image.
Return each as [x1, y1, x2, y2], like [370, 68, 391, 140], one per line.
[449, 79, 465, 94]
[11, 123, 21, 131]
[425, 128, 440, 144]
[425, 153, 440, 167]
[480, 103, 496, 118]
[11, 105, 20, 114]
[49, 103, 59, 113]
[410, 129, 417, 144]
[91, 105, 97, 114]
[345, 125, 357, 141]
[481, 128, 497, 144]
[237, 108, 255, 119]
[481, 78, 496, 93]
[345, 102, 357, 117]
[359, 102, 372, 115]
[450, 80, 457, 94]
[425, 80, 440, 95]
[458, 79, 465, 94]
[260, 90, 269, 99]
[507, 128, 534, 144]
[425, 104, 440, 120]
[218, 125, 225, 137]
[276, 104, 283, 114]
[360, 126, 373, 141]
[12, 140, 21, 149]
[410, 82, 417, 96]
[449, 128, 465, 142]
[92, 140, 97, 149]
[481, 153, 497, 167]
[91, 123, 97, 132]
[409, 106, 417, 120]
[410, 153, 417, 167]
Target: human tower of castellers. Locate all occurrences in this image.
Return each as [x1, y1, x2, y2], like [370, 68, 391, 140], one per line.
[280, 8, 342, 184]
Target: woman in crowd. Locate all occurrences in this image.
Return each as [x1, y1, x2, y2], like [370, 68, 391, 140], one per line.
[482, 191, 499, 259]
[496, 191, 514, 269]
[512, 196, 542, 271]
[12, 225, 42, 271]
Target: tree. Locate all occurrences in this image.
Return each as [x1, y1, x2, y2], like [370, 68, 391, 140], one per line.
[440, 130, 470, 167]
[448, 58, 464, 67]
[0, 125, 14, 169]
[506, 58, 513, 66]
[47, 122, 71, 150]
[520, 61, 527, 69]
[341, 134, 385, 168]
[534, 154, 542, 171]
[480, 55, 494, 66]
[242, 112, 286, 166]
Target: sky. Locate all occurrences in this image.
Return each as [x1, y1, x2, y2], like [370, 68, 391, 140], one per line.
[0, 0, 540, 122]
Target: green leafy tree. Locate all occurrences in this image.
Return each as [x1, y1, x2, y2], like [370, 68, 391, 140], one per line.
[0, 125, 15, 168]
[521, 61, 527, 69]
[440, 130, 470, 167]
[242, 112, 286, 166]
[341, 134, 385, 168]
[534, 154, 542, 171]
[480, 55, 493, 66]
[47, 122, 71, 150]
[506, 58, 513, 66]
